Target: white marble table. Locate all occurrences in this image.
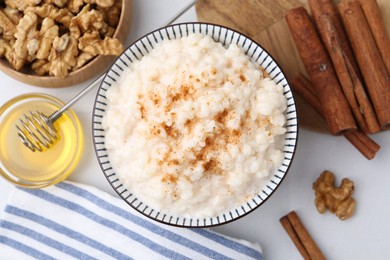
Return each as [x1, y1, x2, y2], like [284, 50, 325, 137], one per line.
[1, 1, 389, 259]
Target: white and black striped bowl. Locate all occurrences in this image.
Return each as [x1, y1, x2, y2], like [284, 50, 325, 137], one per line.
[93, 23, 298, 228]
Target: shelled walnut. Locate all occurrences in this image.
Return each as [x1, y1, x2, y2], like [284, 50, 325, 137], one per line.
[5, 0, 41, 11]
[0, 0, 124, 78]
[0, 8, 16, 40]
[313, 170, 356, 220]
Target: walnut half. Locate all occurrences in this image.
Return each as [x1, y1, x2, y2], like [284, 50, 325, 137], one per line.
[32, 34, 79, 78]
[0, 9, 17, 40]
[313, 170, 356, 220]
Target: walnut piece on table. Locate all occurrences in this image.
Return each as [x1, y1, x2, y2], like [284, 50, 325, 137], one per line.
[313, 170, 356, 220]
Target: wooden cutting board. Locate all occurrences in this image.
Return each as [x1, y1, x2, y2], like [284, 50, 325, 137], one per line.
[196, 0, 390, 133]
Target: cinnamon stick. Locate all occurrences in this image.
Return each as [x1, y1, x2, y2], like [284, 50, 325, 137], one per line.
[358, 0, 390, 74]
[338, 0, 390, 129]
[290, 73, 380, 160]
[290, 74, 323, 117]
[285, 7, 356, 135]
[344, 57, 382, 134]
[280, 211, 325, 260]
[316, 14, 380, 134]
[344, 130, 380, 160]
[308, 0, 361, 81]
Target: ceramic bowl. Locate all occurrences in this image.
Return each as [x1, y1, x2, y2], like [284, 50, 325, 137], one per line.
[92, 23, 298, 227]
[0, 0, 132, 88]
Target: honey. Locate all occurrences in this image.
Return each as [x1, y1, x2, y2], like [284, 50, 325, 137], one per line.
[0, 93, 83, 188]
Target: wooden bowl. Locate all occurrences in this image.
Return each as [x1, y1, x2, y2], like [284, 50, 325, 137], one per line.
[0, 0, 132, 88]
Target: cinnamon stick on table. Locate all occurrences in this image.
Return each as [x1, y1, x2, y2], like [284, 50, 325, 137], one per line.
[338, 0, 390, 129]
[290, 73, 380, 160]
[359, 0, 390, 74]
[285, 7, 356, 135]
[316, 14, 381, 134]
[343, 130, 381, 160]
[280, 211, 325, 260]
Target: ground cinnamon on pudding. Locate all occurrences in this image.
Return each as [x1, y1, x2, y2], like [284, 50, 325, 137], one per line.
[103, 34, 287, 217]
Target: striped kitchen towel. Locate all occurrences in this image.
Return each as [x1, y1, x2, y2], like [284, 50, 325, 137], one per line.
[0, 181, 262, 259]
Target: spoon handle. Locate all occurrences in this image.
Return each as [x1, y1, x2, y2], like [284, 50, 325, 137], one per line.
[163, 0, 199, 27]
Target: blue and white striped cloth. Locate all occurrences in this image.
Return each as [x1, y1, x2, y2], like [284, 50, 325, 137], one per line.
[0, 181, 262, 259]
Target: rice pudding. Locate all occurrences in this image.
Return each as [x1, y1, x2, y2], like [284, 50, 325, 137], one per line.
[103, 34, 287, 217]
